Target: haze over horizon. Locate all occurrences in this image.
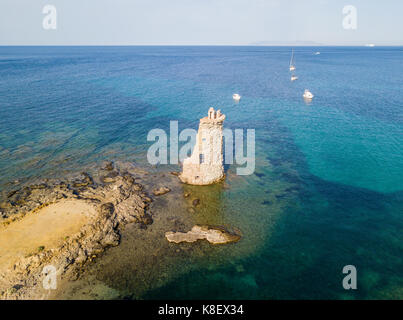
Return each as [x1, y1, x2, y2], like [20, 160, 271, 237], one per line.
[0, 0, 402, 46]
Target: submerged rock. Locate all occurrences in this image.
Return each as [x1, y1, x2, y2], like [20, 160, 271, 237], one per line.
[122, 174, 135, 185]
[165, 225, 241, 245]
[7, 190, 19, 198]
[138, 213, 153, 226]
[153, 187, 171, 196]
[29, 183, 48, 190]
[133, 183, 143, 191]
[0, 201, 13, 209]
[72, 172, 93, 188]
[100, 171, 119, 183]
[102, 161, 114, 171]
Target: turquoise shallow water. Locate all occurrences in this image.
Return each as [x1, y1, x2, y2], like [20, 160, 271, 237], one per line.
[0, 46, 402, 299]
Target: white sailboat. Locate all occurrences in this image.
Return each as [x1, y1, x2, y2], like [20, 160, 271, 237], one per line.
[303, 89, 314, 99]
[233, 93, 241, 101]
[289, 49, 296, 71]
[291, 75, 298, 81]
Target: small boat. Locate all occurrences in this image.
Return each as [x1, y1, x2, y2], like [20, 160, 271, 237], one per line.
[233, 93, 241, 101]
[365, 44, 375, 47]
[289, 49, 296, 71]
[314, 51, 321, 55]
[303, 89, 314, 99]
[291, 75, 298, 81]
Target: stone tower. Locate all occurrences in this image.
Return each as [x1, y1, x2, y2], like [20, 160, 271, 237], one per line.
[180, 107, 225, 185]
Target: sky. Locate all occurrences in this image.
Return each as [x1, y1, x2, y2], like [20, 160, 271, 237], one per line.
[0, 0, 402, 45]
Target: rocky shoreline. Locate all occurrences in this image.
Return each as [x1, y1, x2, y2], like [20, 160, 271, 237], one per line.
[0, 162, 241, 300]
[0, 162, 156, 299]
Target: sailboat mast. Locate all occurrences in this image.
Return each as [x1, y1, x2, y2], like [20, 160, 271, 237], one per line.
[290, 49, 294, 67]
[289, 48, 296, 71]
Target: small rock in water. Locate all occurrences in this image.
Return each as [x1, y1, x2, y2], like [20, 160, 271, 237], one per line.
[72, 172, 93, 188]
[29, 183, 48, 190]
[102, 161, 114, 171]
[140, 213, 153, 225]
[100, 171, 119, 183]
[7, 190, 19, 198]
[184, 192, 190, 198]
[0, 201, 12, 209]
[153, 187, 171, 196]
[123, 174, 135, 185]
[133, 183, 143, 191]
[192, 199, 200, 207]
[139, 223, 148, 230]
[165, 225, 241, 245]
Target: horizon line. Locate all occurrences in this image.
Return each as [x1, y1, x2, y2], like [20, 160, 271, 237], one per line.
[1, 44, 403, 47]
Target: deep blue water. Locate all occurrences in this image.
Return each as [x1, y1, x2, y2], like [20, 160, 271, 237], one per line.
[0, 46, 402, 299]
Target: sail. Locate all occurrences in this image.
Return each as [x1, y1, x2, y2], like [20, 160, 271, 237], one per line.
[289, 49, 296, 71]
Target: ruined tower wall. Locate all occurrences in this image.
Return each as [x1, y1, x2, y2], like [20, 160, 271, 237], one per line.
[179, 108, 225, 185]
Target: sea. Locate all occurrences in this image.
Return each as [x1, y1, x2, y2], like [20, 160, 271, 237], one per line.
[0, 46, 402, 299]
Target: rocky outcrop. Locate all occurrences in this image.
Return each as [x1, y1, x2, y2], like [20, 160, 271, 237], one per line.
[0, 166, 154, 300]
[165, 225, 241, 245]
[153, 187, 171, 196]
[102, 161, 114, 171]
